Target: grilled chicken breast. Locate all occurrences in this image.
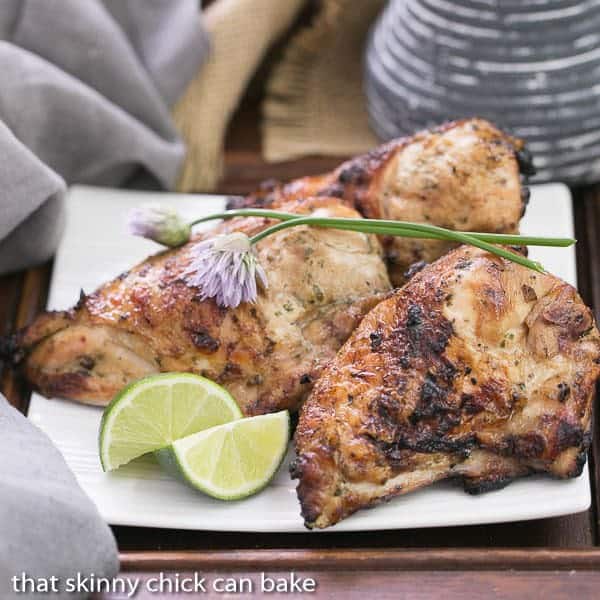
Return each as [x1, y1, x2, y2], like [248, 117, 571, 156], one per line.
[8, 197, 390, 412]
[293, 246, 600, 528]
[5, 118, 529, 411]
[233, 118, 531, 285]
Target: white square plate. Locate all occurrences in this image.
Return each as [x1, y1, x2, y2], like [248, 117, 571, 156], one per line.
[27, 184, 589, 532]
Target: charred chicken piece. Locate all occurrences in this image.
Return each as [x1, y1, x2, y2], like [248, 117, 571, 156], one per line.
[293, 246, 600, 528]
[233, 118, 530, 286]
[8, 197, 390, 412]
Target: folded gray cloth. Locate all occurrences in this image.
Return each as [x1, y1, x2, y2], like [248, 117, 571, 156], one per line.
[0, 0, 209, 276]
[0, 395, 119, 599]
[0, 122, 66, 275]
[0, 2, 210, 594]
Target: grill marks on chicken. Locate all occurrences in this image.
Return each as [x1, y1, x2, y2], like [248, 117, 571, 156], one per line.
[233, 119, 529, 285]
[15, 197, 391, 412]
[4, 117, 598, 529]
[293, 246, 600, 528]
[9, 118, 529, 410]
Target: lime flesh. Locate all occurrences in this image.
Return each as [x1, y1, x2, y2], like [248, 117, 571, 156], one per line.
[155, 410, 290, 500]
[99, 373, 242, 471]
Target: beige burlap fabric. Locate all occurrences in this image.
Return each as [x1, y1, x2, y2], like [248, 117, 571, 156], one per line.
[174, 0, 384, 191]
[174, 0, 304, 192]
[263, 0, 384, 162]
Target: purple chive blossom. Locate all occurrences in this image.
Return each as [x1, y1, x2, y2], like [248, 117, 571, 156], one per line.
[183, 232, 268, 308]
[128, 203, 191, 247]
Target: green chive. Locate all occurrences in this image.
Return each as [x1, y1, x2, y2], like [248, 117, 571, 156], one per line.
[189, 209, 576, 274]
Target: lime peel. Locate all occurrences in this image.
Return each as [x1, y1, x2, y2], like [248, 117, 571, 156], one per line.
[99, 373, 242, 472]
[155, 410, 290, 500]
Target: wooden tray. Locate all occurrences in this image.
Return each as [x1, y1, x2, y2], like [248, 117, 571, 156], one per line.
[2, 104, 600, 597]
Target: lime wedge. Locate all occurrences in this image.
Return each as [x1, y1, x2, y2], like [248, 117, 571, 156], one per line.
[99, 373, 242, 471]
[155, 410, 290, 500]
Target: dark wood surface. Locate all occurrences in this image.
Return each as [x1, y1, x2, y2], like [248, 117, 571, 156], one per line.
[104, 550, 600, 600]
[96, 570, 600, 600]
[3, 103, 600, 596]
[117, 548, 600, 571]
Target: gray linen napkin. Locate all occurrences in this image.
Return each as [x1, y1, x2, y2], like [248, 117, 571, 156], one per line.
[0, 0, 209, 276]
[0, 395, 119, 599]
[0, 1, 210, 595]
[0, 121, 66, 275]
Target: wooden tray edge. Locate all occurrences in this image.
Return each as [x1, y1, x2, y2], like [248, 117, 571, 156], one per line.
[119, 548, 600, 571]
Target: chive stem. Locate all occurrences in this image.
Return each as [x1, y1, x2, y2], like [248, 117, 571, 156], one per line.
[189, 208, 575, 274]
[249, 216, 545, 273]
[190, 209, 574, 248]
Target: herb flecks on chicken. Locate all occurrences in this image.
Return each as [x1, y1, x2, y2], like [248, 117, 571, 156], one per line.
[13, 197, 390, 412]
[293, 245, 600, 528]
[234, 118, 529, 286]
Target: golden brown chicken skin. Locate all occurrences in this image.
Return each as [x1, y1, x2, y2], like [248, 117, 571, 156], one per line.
[293, 246, 600, 528]
[9, 197, 390, 413]
[233, 118, 530, 285]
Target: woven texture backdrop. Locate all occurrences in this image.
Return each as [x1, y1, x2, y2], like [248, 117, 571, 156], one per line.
[174, 0, 304, 192]
[263, 0, 384, 163]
